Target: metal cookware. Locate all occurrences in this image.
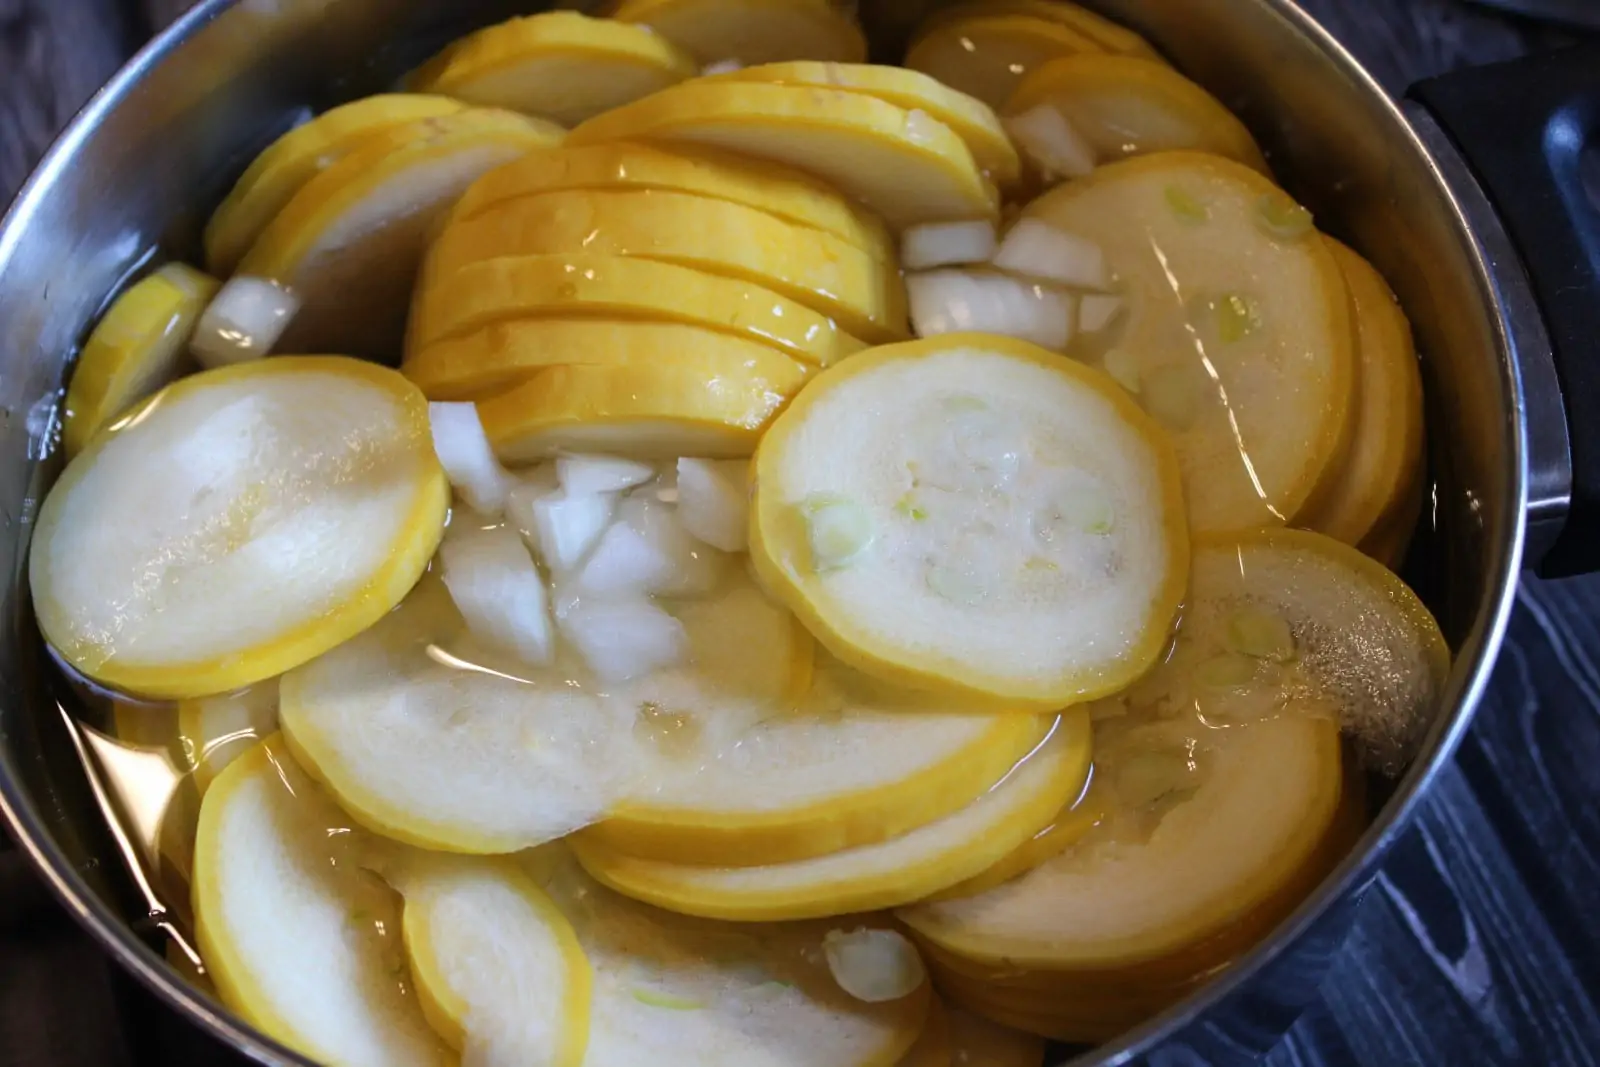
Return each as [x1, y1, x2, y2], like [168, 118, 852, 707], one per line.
[2, 1, 1595, 1063]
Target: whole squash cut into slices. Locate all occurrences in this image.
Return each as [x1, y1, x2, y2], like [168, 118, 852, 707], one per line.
[425, 187, 907, 343]
[192, 735, 454, 1066]
[750, 332, 1188, 710]
[31, 357, 448, 700]
[204, 93, 466, 274]
[610, 0, 867, 66]
[1028, 151, 1357, 533]
[449, 141, 893, 259]
[567, 80, 998, 231]
[1003, 55, 1268, 173]
[240, 108, 562, 358]
[409, 11, 695, 125]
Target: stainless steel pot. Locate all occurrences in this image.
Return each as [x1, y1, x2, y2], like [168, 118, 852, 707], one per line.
[0, 1, 1587, 1063]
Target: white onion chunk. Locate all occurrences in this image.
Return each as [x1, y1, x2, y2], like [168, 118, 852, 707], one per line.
[190, 276, 300, 369]
[907, 271, 1076, 351]
[557, 454, 657, 496]
[900, 220, 999, 271]
[559, 598, 688, 683]
[676, 459, 748, 553]
[439, 525, 554, 667]
[992, 218, 1110, 291]
[430, 402, 518, 517]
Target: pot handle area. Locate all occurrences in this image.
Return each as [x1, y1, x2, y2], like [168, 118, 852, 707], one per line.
[1408, 47, 1600, 577]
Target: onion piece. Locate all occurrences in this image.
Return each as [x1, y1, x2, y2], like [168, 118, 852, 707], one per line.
[572, 497, 725, 598]
[1003, 104, 1097, 182]
[557, 454, 657, 496]
[559, 598, 687, 683]
[506, 482, 615, 574]
[430, 402, 518, 517]
[438, 525, 554, 667]
[906, 270, 1076, 351]
[189, 276, 300, 369]
[992, 218, 1110, 291]
[900, 220, 998, 271]
[822, 929, 926, 1003]
[676, 459, 748, 553]
[1078, 293, 1126, 334]
[700, 59, 743, 75]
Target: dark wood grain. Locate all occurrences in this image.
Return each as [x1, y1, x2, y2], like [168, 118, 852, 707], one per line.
[3, 4, 1600, 1067]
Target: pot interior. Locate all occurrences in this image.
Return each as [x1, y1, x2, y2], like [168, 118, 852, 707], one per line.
[0, 1, 1523, 1064]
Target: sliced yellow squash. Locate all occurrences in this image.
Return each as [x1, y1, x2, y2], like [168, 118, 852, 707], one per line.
[409, 12, 694, 125]
[900, 529, 1447, 971]
[904, 14, 1102, 111]
[279, 570, 810, 854]
[571, 711, 1087, 921]
[397, 855, 591, 1066]
[409, 253, 866, 368]
[567, 80, 998, 230]
[947, 1007, 1046, 1067]
[750, 332, 1188, 710]
[240, 109, 562, 358]
[1298, 240, 1426, 547]
[449, 141, 893, 258]
[192, 735, 453, 1066]
[62, 263, 218, 458]
[713, 61, 1021, 186]
[1031, 152, 1356, 532]
[204, 94, 466, 274]
[1003, 55, 1267, 173]
[31, 357, 448, 700]
[477, 355, 803, 461]
[919, 0, 1161, 61]
[579, 656, 1057, 866]
[526, 849, 930, 1066]
[178, 679, 279, 794]
[426, 187, 907, 342]
[612, 0, 867, 65]
[404, 320, 812, 403]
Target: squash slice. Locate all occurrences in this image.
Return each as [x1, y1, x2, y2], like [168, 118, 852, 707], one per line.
[571, 711, 1087, 921]
[1027, 152, 1357, 533]
[409, 12, 694, 125]
[749, 332, 1187, 710]
[32, 357, 447, 700]
[611, 0, 867, 66]
[567, 80, 997, 231]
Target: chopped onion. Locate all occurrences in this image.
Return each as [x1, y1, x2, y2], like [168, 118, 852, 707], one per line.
[900, 220, 998, 271]
[438, 525, 553, 667]
[676, 458, 748, 552]
[992, 218, 1110, 291]
[1003, 104, 1097, 181]
[430, 402, 518, 517]
[907, 270, 1076, 351]
[506, 482, 615, 573]
[190, 276, 300, 369]
[557, 454, 657, 496]
[1078, 294, 1125, 334]
[573, 497, 724, 598]
[559, 598, 688, 683]
[803, 494, 875, 570]
[700, 58, 743, 75]
[823, 929, 925, 1003]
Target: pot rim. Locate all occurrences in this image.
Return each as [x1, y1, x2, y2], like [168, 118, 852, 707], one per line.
[0, 1, 1529, 1064]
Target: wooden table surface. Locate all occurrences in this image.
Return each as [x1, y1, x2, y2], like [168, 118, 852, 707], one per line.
[3, 2, 1600, 1066]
